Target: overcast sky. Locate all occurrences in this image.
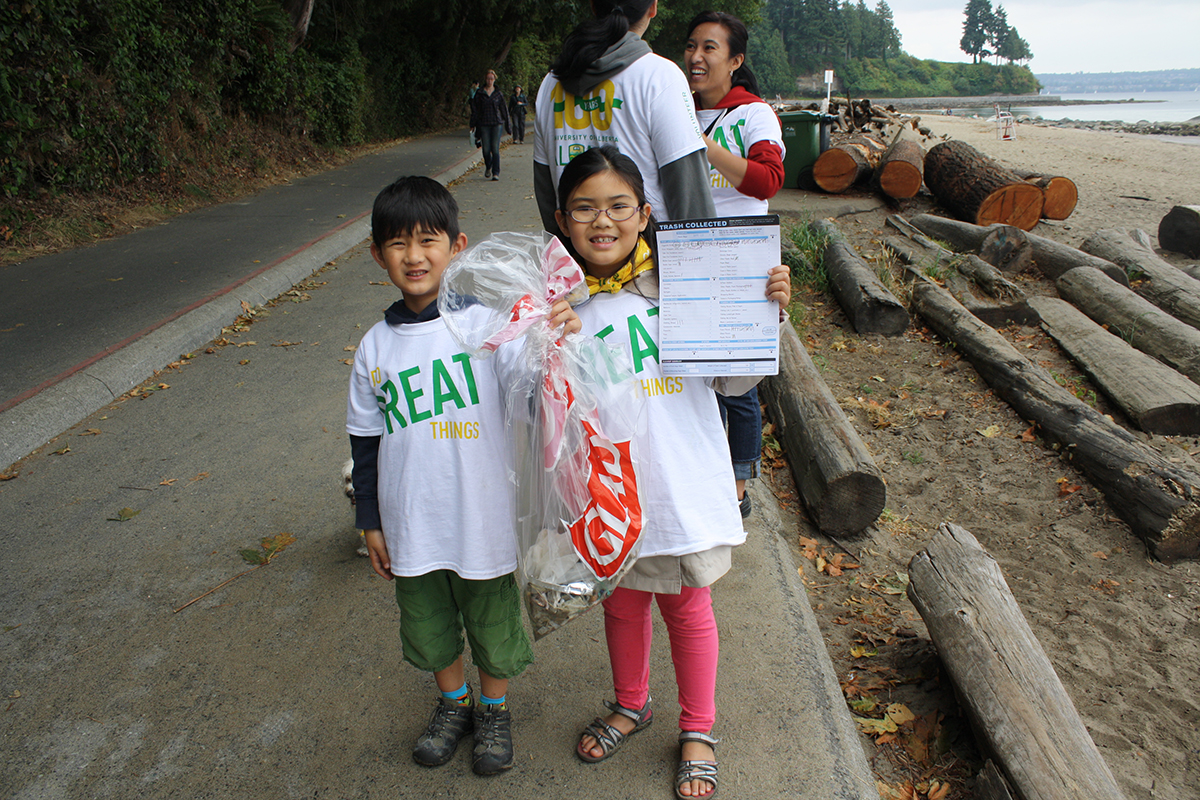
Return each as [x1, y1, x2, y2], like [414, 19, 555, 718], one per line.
[889, 0, 1200, 74]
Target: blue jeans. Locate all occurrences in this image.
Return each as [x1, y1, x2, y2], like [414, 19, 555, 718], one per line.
[717, 386, 761, 481]
[479, 124, 503, 176]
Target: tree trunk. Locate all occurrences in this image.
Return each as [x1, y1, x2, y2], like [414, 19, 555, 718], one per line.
[979, 224, 1033, 275]
[284, 0, 314, 51]
[923, 140, 1044, 230]
[758, 323, 886, 535]
[1013, 170, 1079, 220]
[975, 761, 1017, 800]
[907, 214, 1130, 286]
[884, 237, 1037, 327]
[812, 138, 884, 193]
[1056, 266, 1200, 385]
[907, 523, 1131, 800]
[813, 219, 909, 336]
[884, 217, 1025, 300]
[911, 277, 1200, 562]
[1028, 296, 1200, 436]
[1158, 205, 1200, 259]
[871, 139, 924, 199]
[1080, 228, 1200, 330]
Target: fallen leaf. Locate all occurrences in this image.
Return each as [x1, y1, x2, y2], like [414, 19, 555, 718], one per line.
[849, 645, 877, 658]
[241, 300, 252, 314]
[1092, 550, 1108, 560]
[340, 358, 354, 365]
[190, 472, 209, 482]
[108, 507, 141, 522]
[1021, 426, 1037, 442]
[0, 471, 18, 481]
[239, 359, 250, 365]
[159, 478, 177, 486]
[80, 429, 101, 436]
[886, 703, 915, 726]
[853, 714, 897, 735]
[51, 446, 71, 455]
[343, 345, 357, 352]
[977, 424, 1002, 438]
[272, 341, 302, 347]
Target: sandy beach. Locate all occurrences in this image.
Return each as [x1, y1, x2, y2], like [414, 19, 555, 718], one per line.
[771, 114, 1200, 798]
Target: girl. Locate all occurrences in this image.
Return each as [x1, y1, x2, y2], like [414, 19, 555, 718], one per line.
[533, 0, 715, 234]
[555, 146, 791, 800]
[470, 69, 509, 181]
[684, 10, 787, 519]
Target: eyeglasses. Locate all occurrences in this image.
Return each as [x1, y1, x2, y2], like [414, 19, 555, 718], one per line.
[567, 204, 640, 224]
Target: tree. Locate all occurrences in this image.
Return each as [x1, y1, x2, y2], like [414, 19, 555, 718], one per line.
[960, 0, 993, 64]
[748, 23, 795, 97]
[873, 0, 901, 65]
[987, 5, 1009, 65]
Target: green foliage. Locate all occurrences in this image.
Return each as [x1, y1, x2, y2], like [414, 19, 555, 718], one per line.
[748, 24, 795, 97]
[783, 219, 830, 292]
[834, 56, 1039, 97]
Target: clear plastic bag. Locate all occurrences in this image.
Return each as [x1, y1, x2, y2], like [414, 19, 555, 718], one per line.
[440, 232, 647, 639]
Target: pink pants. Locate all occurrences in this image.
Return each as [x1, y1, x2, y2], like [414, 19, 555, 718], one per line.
[602, 585, 719, 732]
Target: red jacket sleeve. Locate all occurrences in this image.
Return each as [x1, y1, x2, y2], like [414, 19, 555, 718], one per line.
[736, 141, 785, 201]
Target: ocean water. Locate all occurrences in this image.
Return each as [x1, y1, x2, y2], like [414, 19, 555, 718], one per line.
[954, 91, 1200, 124]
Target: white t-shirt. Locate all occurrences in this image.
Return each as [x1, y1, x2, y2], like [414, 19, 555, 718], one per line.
[346, 309, 520, 579]
[695, 101, 785, 216]
[534, 53, 706, 219]
[574, 290, 746, 558]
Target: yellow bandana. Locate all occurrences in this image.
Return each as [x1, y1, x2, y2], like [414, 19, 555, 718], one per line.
[586, 237, 654, 296]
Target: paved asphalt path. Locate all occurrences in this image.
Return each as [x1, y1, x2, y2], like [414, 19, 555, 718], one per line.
[0, 132, 483, 467]
[0, 136, 876, 798]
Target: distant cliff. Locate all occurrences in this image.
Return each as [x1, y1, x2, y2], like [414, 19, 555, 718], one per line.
[1036, 69, 1200, 93]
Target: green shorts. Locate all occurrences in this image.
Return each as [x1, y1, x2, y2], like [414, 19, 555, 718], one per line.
[394, 571, 533, 679]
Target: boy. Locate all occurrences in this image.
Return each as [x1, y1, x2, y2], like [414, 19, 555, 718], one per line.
[346, 176, 578, 775]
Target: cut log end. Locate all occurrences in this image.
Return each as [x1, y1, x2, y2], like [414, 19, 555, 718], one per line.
[976, 183, 1044, 231]
[1038, 176, 1078, 220]
[877, 161, 923, 199]
[813, 148, 863, 193]
[817, 472, 886, 534]
[1156, 504, 1200, 564]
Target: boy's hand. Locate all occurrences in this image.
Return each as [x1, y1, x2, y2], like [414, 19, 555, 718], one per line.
[766, 265, 792, 309]
[548, 298, 583, 337]
[364, 529, 393, 580]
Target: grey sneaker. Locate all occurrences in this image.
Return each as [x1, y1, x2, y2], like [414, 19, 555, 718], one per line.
[484, 168, 492, 179]
[472, 703, 514, 775]
[413, 696, 474, 767]
[739, 492, 752, 520]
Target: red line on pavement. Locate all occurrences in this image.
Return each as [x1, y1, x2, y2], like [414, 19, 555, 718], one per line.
[0, 210, 370, 415]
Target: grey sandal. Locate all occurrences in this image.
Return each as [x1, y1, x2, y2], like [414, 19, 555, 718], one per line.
[575, 698, 653, 763]
[675, 731, 719, 800]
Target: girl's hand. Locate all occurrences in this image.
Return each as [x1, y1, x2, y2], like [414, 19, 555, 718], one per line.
[364, 529, 393, 580]
[548, 298, 583, 337]
[766, 264, 792, 308]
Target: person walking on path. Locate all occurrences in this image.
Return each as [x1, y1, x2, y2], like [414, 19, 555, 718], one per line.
[533, 0, 715, 233]
[554, 146, 791, 800]
[508, 85, 528, 143]
[471, 69, 510, 180]
[467, 81, 481, 143]
[684, 10, 786, 519]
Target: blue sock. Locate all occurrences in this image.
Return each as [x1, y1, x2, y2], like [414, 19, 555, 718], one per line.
[480, 693, 506, 706]
[442, 683, 470, 704]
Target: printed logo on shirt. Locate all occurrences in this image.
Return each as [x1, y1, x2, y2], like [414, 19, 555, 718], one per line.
[550, 80, 625, 165]
[428, 420, 480, 440]
[708, 118, 748, 189]
[596, 307, 659, 374]
[371, 352, 480, 434]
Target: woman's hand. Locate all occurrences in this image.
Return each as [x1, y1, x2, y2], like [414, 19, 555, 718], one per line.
[363, 529, 393, 580]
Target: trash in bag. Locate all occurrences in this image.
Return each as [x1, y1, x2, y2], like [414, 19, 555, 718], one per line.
[440, 232, 647, 639]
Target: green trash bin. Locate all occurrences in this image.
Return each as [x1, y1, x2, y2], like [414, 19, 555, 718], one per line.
[778, 110, 826, 189]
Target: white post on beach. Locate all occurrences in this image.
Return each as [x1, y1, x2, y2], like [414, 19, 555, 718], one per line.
[825, 70, 833, 106]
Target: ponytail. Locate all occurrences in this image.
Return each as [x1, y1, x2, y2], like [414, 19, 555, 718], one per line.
[550, 0, 655, 83]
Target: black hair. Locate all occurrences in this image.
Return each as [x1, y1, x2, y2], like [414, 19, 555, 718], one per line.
[556, 145, 656, 266]
[549, 0, 656, 84]
[371, 176, 460, 249]
[685, 11, 760, 99]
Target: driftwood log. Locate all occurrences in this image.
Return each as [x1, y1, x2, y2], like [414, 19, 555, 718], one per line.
[758, 322, 885, 534]
[1028, 296, 1200, 436]
[813, 219, 909, 336]
[885, 216, 1024, 300]
[911, 277, 1200, 562]
[882, 235, 1036, 327]
[1056, 266, 1200, 385]
[923, 140, 1043, 230]
[1013, 169, 1079, 221]
[975, 761, 1017, 800]
[812, 138, 884, 193]
[1080, 228, 1200, 330]
[908, 214, 1130, 286]
[1158, 205, 1200, 259]
[907, 523, 1129, 800]
[979, 225, 1033, 275]
[871, 139, 924, 199]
